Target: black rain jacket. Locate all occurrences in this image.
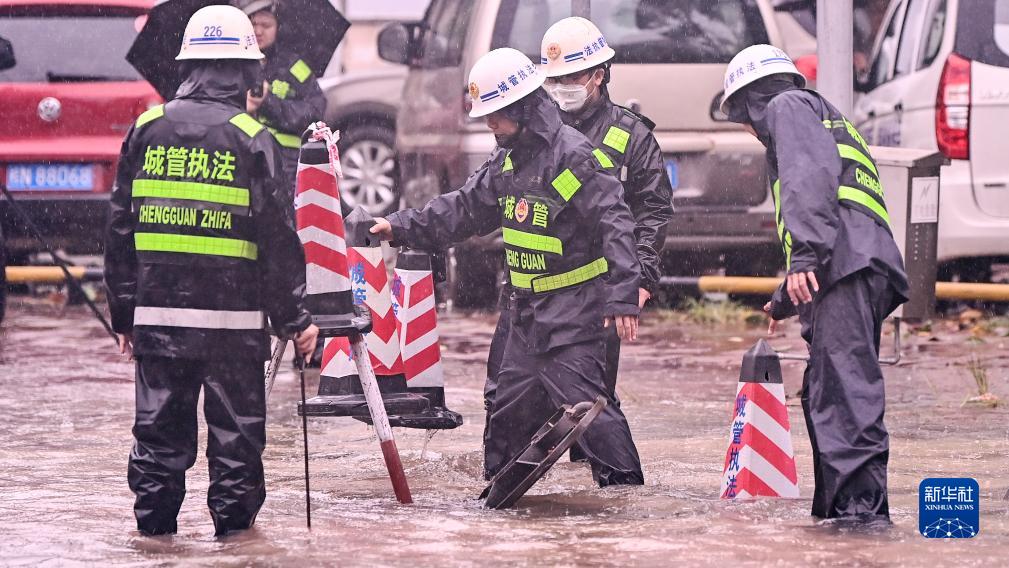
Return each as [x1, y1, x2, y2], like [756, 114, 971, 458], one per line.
[560, 93, 673, 293]
[732, 79, 909, 319]
[387, 89, 640, 352]
[105, 61, 312, 361]
[257, 45, 326, 140]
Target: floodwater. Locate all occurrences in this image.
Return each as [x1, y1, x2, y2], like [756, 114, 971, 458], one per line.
[1, 299, 1008, 566]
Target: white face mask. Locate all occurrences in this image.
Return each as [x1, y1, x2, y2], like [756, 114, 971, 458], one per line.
[545, 73, 595, 112]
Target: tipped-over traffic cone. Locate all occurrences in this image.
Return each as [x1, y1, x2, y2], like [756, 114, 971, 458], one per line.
[720, 339, 799, 499]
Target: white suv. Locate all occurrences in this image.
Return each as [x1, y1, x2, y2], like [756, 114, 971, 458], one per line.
[853, 0, 1009, 283]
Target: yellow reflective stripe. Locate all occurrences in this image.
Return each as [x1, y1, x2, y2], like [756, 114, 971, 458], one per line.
[602, 126, 630, 154]
[267, 127, 301, 148]
[133, 179, 250, 207]
[136, 105, 164, 128]
[503, 153, 513, 172]
[784, 231, 793, 268]
[772, 179, 782, 226]
[290, 59, 311, 83]
[592, 148, 614, 169]
[837, 144, 878, 177]
[509, 258, 609, 291]
[531, 257, 609, 293]
[838, 186, 891, 227]
[551, 168, 582, 201]
[135, 233, 258, 260]
[503, 227, 563, 255]
[229, 113, 265, 138]
[509, 270, 541, 289]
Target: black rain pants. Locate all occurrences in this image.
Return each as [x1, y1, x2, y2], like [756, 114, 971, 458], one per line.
[484, 295, 621, 463]
[797, 268, 898, 520]
[483, 300, 643, 487]
[128, 356, 266, 536]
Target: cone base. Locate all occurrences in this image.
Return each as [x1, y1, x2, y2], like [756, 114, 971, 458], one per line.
[354, 408, 464, 430]
[298, 393, 430, 417]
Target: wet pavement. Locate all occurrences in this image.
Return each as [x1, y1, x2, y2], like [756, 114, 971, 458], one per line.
[1, 299, 1008, 566]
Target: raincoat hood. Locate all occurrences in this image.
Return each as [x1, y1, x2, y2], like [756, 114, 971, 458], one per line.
[726, 76, 801, 146]
[175, 60, 260, 108]
[506, 88, 565, 150]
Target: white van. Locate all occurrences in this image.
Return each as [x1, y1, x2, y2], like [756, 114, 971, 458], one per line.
[853, 0, 1009, 283]
[379, 0, 797, 306]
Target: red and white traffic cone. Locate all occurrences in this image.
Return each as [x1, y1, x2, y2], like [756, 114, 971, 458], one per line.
[720, 339, 799, 499]
[295, 123, 413, 504]
[390, 249, 463, 429]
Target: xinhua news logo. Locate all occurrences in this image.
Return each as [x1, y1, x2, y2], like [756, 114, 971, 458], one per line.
[919, 478, 979, 539]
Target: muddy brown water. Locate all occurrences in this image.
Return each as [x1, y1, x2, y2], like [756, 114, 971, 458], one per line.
[1, 301, 1008, 566]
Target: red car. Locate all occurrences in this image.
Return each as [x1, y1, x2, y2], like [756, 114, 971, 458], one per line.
[0, 0, 160, 257]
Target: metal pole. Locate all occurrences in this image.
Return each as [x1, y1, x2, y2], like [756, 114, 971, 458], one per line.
[349, 333, 413, 504]
[264, 338, 288, 399]
[817, 0, 854, 115]
[297, 356, 312, 529]
[572, 0, 590, 18]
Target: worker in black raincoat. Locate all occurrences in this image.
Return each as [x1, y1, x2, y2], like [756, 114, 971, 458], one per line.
[104, 5, 318, 537]
[371, 48, 644, 487]
[237, 0, 326, 201]
[721, 45, 909, 522]
[484, 18, 674, 463]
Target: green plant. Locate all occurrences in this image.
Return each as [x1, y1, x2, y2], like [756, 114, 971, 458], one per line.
[962, 353, 999, 408]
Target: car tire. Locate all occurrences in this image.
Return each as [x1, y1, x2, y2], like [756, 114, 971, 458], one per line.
[337, 124, 400, 217]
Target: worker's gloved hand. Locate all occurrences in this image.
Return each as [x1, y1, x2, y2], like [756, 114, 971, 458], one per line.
[294, 324, 320, 362]
[604, 315, 639, 342]
[763, 301, 793, 336]
[118, 333, 134, 361]
[369, 217, 394, 241]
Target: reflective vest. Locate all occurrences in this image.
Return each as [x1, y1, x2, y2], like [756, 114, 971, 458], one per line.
[500, 151, 611, 294]
[129, 104, 266, 331]
[772, 113, 889, 268]
[587, 110, 638, 182]
[259, 58, 314, 149]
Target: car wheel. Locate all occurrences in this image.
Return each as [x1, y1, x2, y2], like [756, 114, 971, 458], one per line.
[337, 125, 400, 217]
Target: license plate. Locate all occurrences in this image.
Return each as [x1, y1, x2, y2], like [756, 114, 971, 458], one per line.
[5, 163, 96, 191]
[665, 159, 679, 189]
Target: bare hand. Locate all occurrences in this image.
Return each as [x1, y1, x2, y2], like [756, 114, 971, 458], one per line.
[763, 301, 786, 336]
[638, 287, 651, 309]
[369, 217, 394, 241]
[246, 81, 269, 114]
[604, 314, 639, 341]
[294, 324, 320, 362]
[118, 333, 134, 361]
[786, 271, 819, 306]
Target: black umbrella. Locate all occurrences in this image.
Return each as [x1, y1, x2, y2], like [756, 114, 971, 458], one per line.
[128, 0, 350, 100]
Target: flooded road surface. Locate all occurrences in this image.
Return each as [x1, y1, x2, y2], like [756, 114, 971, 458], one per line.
[2, 300, 1008, 566]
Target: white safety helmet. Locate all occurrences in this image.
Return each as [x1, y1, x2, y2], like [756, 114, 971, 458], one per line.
[467, 48, 545, 118]
[540, 17, 615, 78]
[176, 5, 264, 61]
[720, 44, 805, 114]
